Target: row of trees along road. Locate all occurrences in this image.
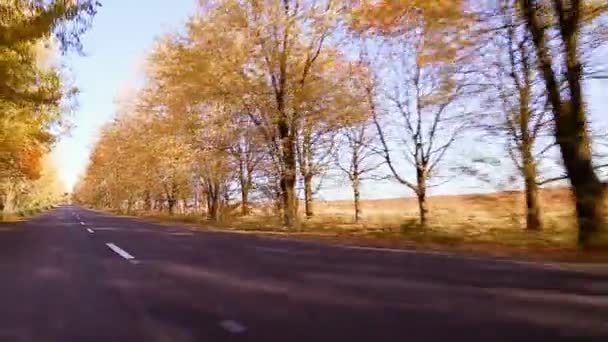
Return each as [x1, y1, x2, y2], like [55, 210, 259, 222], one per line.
[74, 0, 608, 248]
[0, 1, 99, 216]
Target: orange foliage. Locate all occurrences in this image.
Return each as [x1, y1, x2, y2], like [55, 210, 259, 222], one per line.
[349, 0, 472, 65]
[15, 145, 44, 180]
[350, 0, 465, 35]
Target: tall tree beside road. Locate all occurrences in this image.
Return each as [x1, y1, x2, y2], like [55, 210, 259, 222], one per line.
[350, 1, 471, 228]
[335, 122, 382, 223]
[518, 0, 607, 247]
[477, 0, 555, 231]
[0, 0, 98, 216]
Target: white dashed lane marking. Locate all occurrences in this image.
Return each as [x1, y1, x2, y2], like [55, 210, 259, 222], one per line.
[169, 232, 194, 236]
[219, 320, 247, 334]
[106, 243, 135, 261]
[80, 221, 86, 226]
[86, 228, 94, 234]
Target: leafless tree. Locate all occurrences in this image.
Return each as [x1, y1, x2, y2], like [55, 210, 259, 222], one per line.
[335, 123, 383, 222]
[367, 37, 468, 227]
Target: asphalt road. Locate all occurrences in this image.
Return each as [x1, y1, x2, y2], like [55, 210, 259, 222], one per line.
[0, 206, 606, 341]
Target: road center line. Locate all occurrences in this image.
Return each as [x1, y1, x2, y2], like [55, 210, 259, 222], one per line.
[219, 320, 247, 334]
[86, 228, 94, 234]
[106, 243, 135, 260]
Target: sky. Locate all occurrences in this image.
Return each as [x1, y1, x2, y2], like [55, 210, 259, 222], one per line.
[51, 1, 607, 200]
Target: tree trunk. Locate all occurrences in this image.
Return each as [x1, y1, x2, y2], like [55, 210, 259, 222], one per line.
[206, 181, 220, 222]
[519, 70, 542, 231]
[275, 37, 297, 228]
[144, 190, 151, 211]
[522, 147, 542, 231]
[417, 190, 428, 228]
[126, 198, 133, 215]
[181, 198, 188, 215]
[274, 180, 283, 215]
[279, 120, 298, 228]
[167, 182, 178, 215]
[193, 188, 199, 212]
[240, 186, 249, 216]
[2, 186, 16, 215]
[167, 198, 175, 215]
[238, 154, 250, 216]
[416, 169, 428, 227]
[199, 190, 206, 216]
[298, 126, 314, 219]
[556, 115, 606, 246]
[239, 173, 250, 217]
[353, 177, 362, 223]
[304, 173, 313, 219]
[208, 197, 219, 221]
[281, 173, 297, 227]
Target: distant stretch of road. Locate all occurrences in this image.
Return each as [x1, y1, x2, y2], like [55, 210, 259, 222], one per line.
[0, 206, 606, 341]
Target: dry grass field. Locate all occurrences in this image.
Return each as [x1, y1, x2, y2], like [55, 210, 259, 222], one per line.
[297, 188, 581, 247]
[234, 188, 579, 245]
[125, 187, 608, 258]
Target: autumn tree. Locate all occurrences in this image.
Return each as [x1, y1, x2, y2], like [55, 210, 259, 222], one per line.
[189, 104, 236, 221]
[75, 97, 195, 215]
[20, 155, 66, 209]
[0, 1, 98, 216]
[294, 50, 366, 218]
[1, 0, 99, 106]
[228, 115, 265, 216]
[517, 0, 607, 246]
[355, 33, 467, 227]
[335, 122, 382, 223]
[0, 38, 64, 202]
[158, 0, 351, 226]
[472, 0, 556, 231]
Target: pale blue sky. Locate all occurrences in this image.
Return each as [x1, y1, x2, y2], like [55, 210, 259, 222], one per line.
[51, 1, 607, 200]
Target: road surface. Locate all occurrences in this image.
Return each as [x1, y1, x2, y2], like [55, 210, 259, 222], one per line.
[0, 206, 606, 341]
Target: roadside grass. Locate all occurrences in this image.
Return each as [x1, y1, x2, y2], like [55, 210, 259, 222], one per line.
[0, 206, 51, 222]
[105, 188, 608, 262]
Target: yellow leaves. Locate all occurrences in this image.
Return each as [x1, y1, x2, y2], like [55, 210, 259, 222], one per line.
[349, 0, 466, 35]
[22, 154, 66, 207]
[581, 0, 608, 23]
[350, 0, 471, 67]
[14, 144, 44, 180]
[0, 4, 73, 198]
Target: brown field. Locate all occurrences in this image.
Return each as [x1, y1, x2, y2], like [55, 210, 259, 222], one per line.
[294, 188, 581, 246]
[304, 188, 578, 243]
[120, 187, 608, 260]
[135, 187, 591, 248]
[311, 188, 574, 225]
